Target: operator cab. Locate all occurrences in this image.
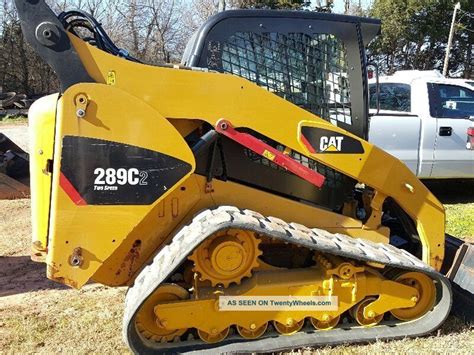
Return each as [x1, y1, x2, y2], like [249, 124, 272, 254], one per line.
[181, 10, 381, 210]
[182, 10, 381, 140]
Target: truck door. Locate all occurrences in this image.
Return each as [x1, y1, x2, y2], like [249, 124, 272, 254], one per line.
[428, 83, 474, 178]
[369, 83, 422, 175]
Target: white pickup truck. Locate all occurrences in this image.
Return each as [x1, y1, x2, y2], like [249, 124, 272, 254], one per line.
[369, 71, 474, 179]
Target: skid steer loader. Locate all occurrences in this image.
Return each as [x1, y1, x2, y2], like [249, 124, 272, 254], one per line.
[15, 0, 472, 353]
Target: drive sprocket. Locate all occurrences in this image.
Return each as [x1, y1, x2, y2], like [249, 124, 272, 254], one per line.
[188, 229, 261, 287]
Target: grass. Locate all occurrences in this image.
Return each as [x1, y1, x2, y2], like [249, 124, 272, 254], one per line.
[1, 285, 127, 353]
[445, 203, 474, 239]
[424, 179, 474, 240]
[0, 199, 31, 256]
[0, 115, 28, 125]
[286, 316, 473, 354]
[0, 199, 129, 353]
[0, 198, 472, 354]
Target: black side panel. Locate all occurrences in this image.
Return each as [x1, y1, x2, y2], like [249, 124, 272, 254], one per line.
[194, 134, 355, 210]
[60, 136, 192, 205]
[14, 0, 93, 92]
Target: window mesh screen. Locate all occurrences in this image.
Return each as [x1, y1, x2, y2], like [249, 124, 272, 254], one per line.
[221, 32, 352, 126]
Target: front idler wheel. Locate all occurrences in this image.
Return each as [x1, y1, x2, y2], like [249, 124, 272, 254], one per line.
[390, 272, 436, 321]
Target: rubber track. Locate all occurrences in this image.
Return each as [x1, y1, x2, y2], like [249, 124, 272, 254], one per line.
[123, 206, 452, 354]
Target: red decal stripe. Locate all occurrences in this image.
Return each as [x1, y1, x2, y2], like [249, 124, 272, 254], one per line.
[216, 119, 325, 188]
[300, 133, 317, 154]
[59, 172, 87, 206]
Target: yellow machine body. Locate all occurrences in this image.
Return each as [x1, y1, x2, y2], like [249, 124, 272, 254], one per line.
[29, 94, 57, 258]
[17, 1, 459, 350]
[27, 33, 445, 289]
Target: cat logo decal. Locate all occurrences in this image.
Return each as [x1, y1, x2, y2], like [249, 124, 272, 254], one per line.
[319, 136, 344, 152]
[300, 127, 364, 154]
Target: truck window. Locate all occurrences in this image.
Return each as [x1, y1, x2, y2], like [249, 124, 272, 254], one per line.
[428, 83, 474, 118]
[220, 32, 351, 126]
[369, 83, 411, 112]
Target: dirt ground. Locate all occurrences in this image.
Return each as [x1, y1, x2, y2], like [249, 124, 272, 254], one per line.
[0, 119, 29, 153]
[1, 193, 473, 353]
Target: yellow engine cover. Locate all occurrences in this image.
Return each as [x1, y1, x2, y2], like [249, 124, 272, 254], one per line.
[45, 83, 195, 287]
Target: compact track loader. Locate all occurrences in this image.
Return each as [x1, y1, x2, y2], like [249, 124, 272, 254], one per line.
[15, 0, 472, 353]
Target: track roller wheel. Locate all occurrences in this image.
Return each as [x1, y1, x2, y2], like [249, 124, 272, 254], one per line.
[273, 318, 304, 335]
[135, 284, 189, 342]
[390, 272, 436, 321]
[197, 327, 230, 343]
[310, 314, 340, 330]
[353, 297, 384, 327]
[236, 322, 268, 339]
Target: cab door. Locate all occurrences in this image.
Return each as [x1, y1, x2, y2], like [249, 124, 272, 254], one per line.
[428, 83, 474, 178]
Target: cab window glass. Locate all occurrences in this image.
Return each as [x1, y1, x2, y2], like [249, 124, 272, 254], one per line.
[428, 84, 474, 118]
[369, 83, 411, 112]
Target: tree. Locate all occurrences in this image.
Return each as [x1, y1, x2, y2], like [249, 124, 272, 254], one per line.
[236, 0, 309, 10]
[0, 0, 59, 95]
[184, 0, 312, 43]
[113, 0, 190, 64]
[0, 0, 319, 96]
[368, 0, 473, 78]
[0, 0, 193, 95]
